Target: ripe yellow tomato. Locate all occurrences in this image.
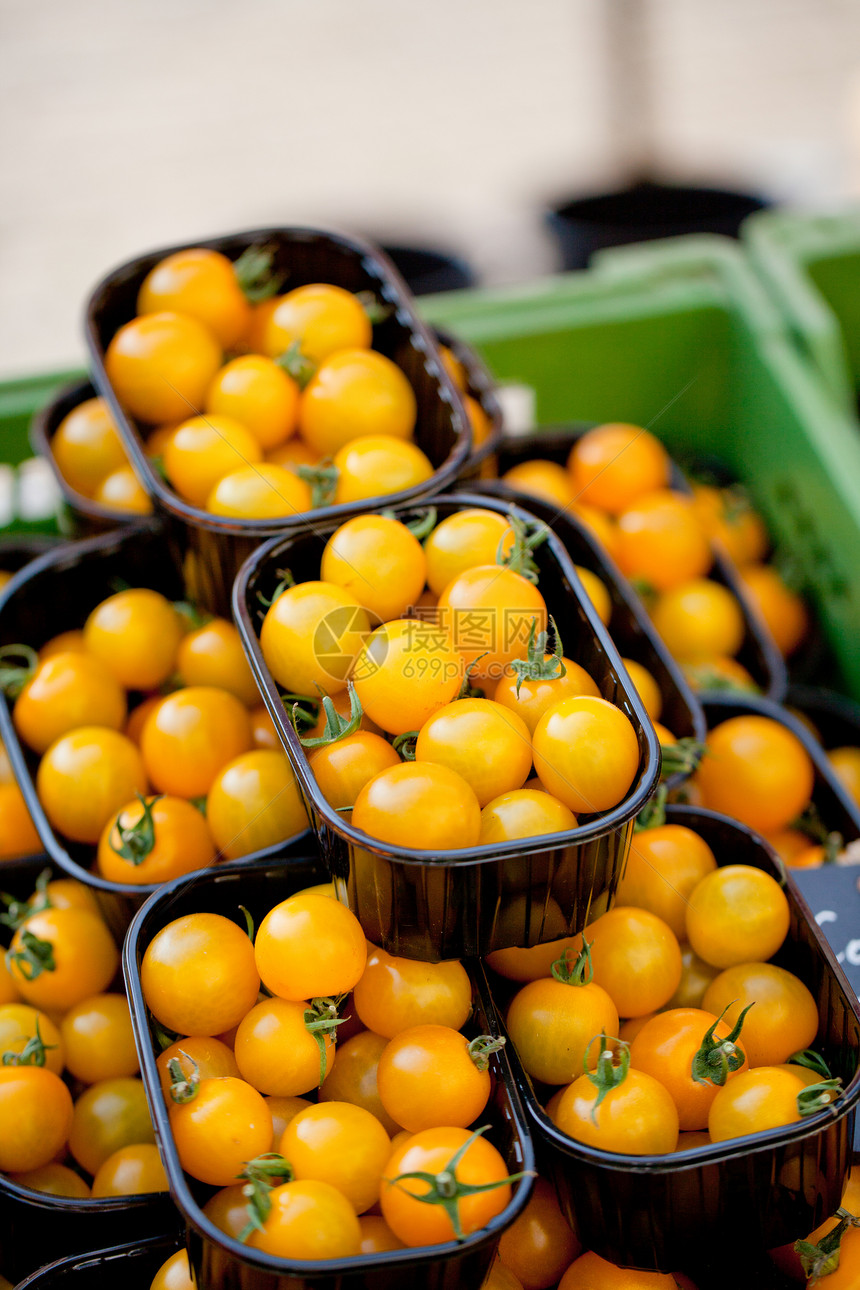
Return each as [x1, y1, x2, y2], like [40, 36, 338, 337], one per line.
[69, 1076, 155, 1176]
[261, 582, 371, 697]
[14, 652, 126, 755]
[52, 398, 128, 497]
[738, 565, 808, 657]
[206, 463, 312, 518]
[37, 727, 148, 844]
[620, 659, 662, 722]
[615, 491, 712, 593]
[234, 997, 337, 1096]
[105, 311, 222, 425]
[141, 912, 260, 1036]
[206, 354, 299, 449]
[163, 414, 263, 507]
[248, 1178, 361, 1258]
[586, 907, 682, 1017]
[0, 783, 41, 859]
[616, 825, 717, 941]
[94, 466, 153, 514]
[309, 732, 400, 812]
[353, 948, 472, 1037]
[0, 1066, 73, 1172]
[502, 461, 575, 509]
[437, 565, 547, 681]
[333, 436, 433, 504]
[60, 992, 139, 1083]
[91, 1142, 168, 1197]
[177, 617, 259, 706]
[493, 657, 600, 735]
[280, 1100, 392, 1213]
[319, 1029, 402, 1136]
[148, 1250, 197, 1290]
[97, 794, 216, 884]
[206, 749, 308, 858]
[169, 1076, 272, 1186]
[708, 1067, 806, 1142]
[532, 695, 640, 814]
[321, 515, 427, 623]
[480, 789, 576, 844]
[84, 588, 184, 690]
[696, 716, 814, 833]
[138, 248, 251, 348]
[254, 891, 366, 1000]
[424, 510, 515, 598]
[651, 579, 745, 662]
[685, 865, 790, 968]
[141, 687, 252, 799]
[7, 906, 119, 1012]
[702, 963, 819, 1066]
[352, 617, 462, 734]
[263, 284, 372, 363]
[555, 1063, 679, 1155]
[0, 1003, 64, 1075]
[6, 1162, 90, 1198]
[568, 424, 670, 515]
[416, 698, 533, 806]
[300, 349, 416, 456]
[352, 762, 482, 851]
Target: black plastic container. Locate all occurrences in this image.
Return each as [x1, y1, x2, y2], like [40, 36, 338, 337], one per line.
[787, 684, 860, 753]
[14, 1236, 185, 1288]
[493, 425, 788, 701]
[0, 523, 311, 937]
[488, 804, 860, 1271]
[0, 856, 179, 1283]
[431, 327, 503, 481]
[234, 492, 662, 960]
[379, 243, 476, 296]
[469, 478, 706, 772]
[85, 226, 472, 616]
[546, 181, 768, 270]
[124, 857, 535, 1290]
[30, 377, 149, 536]
[0, 533, 62, 572]
[702, 693, 860, 842]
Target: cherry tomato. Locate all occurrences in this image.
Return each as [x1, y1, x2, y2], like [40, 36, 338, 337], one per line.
[149, 1249, 198, 1290]
[254, 891, 366, 1000]
[696, 716, 814, 833]
[260, 581, 371, 697]
[0, 783, 41, 859]
[556, 1053, 679, 1155]
[0, 1066, 73, 1171]
[265, 1095, 314, 1141]
[576, 568, 612, 627]
[484, 935, 582, 984]
[6, 1162, 90, 1198]
[702, 963, 819, 1066]
[94, 466, 153, 514]
[437, 566, 547, 681]
[353, 948, 472, 1037]
[496, 1176, 581, 1290]
[533, 696, 640, 814]
[91, 1142, 168, 1197]
[141, 687, 252, 799]
[319, 1029, 401, 1135]
[738, 565, 808, 656]
[568, 424, 670, 515]
[202, 1182, 251, 1239]
[321, 515, 427, 623]
[681, 655, 758, 694]
[206, 463, 312, 518]
[630, 1008, 749, 1130]
[234, 996, 337, 1096]
[352, 617, 462, 735]
[615, 491, 712, 593]
[300, 350, 415, 456]
[829, 746, 860, 808]
[206, 354, 299, 449]
[8, 906, 119, 1011]
[616, 660, 661, 722]
[423, 510, 514, 598]
[280, 1100, 392, 1213]
[502, 461, 575, 508]
[36, 727, 147, 844]
[141, 912, 260, 1036]
[163, 414, 263, 507]
[157, 1037, 240, 1099]
[263, 284, 372, 363]
[708, 1066, 806, 1142]
[250, 703, 279, 749]
[30, 877, 101, 916]
[685, 865, 789, 968]
[0, 955, 21, 1006]
[170, 1075, 272, 1185]
[651, 579, 745, 662]
[616, 824, 717, 940]
[125, 695, 164, 746]
[60, 993, 138, 1083]
[84, 588, 184, 690]
[666, 946, 719, 1011]
[571, 504, 621, 562]
[248, 1178, 361, 1258]
[506, 947, 619, 1085]
[206, 750, 307, 858]
[138, 248, 250, 349]
[69, 1076, 155, 1176]
[310, 732, 400, 812]
[415, 698, 532, 807]
[380, 1126, 514, 1246]
[52, 398, 128, 497]
[352, 761, 481, 850]
[558, 1251, 685, 1289]
[266, 436, 320, 471]
[692, 484, 769, 567]
[98, 795, 216, 884]
[177, 617, 259, 705]
[358, 1214, 406, 1254]
[586, 908, 682, 1018]
[0, 1002, 64, 1074]
[105, 312, 222, 425]
[480, 789, 576, 844]
[333, 435, 433, 504]
[377, 1024, 492, 1132]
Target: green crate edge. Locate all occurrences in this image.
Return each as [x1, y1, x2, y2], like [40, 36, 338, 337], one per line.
[419, 240, 860, 700]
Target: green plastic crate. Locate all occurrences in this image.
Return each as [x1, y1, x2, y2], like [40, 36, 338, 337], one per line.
[420, 239, 860, 700]
[743, 208, 860, 413]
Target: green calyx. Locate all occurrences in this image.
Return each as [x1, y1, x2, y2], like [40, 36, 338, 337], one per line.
[467, 1034, 506, 1072]
[682, 662, 760, 696]
[168, 1050, 201, 1104]
[257, 567, 295, 610]
[1, 1018, 56, 1068]
[509, 616, 567, 697]
[456, 654, 489, 700]
[275, 341, 317, 390]
[795, 1207, 860, 1284]
[635, 784, 668, 831]
[304, 996, 348, 1086]
[6, 930, 55, 981]
[583, 1033, 630, 1123]
[691, 1002, 752, 1087]
[279, 693, 320, 734]
[393, 730, 418, 761]
[172, 600, 212, 631]
[0, 868, 52, 931]
[788, 1049, 832, 1079]
[237, 1153, 294, 1242]
[108, 792, 163, 866]
[658, 739, 706, 780]
[551, 937, 594, 988]
[497, 513, 547, 585]
[0, 644, 38, 699]
[233, 243, 285, 304]
[791, 802, 843, 861]
[797, 1078, 843, 1118]
[355, 290, 394, 325]
[299, 682, 362, 748]
[385, 1124, 533, 1242]
[297, 460, 338, 507]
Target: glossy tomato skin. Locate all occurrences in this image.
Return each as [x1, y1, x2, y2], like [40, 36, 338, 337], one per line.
[0, 1066, 73, 1172]
[424, 510, 514, 598]
[105, 311, 223, 425]
[415, 698, 533, 807]
[7, 907, 119, 1011]
[685, 865, 790, 969]
[97, 794, 216, 885]
[205, 353, 299, 450]
[254, 892, 366, 1000]
[163, 415, 262, 507]
[352, 761, 482, 851]
[353, 948, 472, 1037]
[94, 465, 152, 514]
[321, 515, 427, 623]
[377, 1024, 491, 1132]
[148, 1249, 197, 1290]
[248, 1178, 361, 1258]
[352, 617, 462, 735]
[332, 435, 433, 504]
[436, 565, 547, 681]
[497, 1176, 582, 1290]
[206, 464, 311, 518]
[479, 789, 576, 845]
[141, 912, 260, 1037]
[137, 248, 250, 349]
[157, 1037, 239, 1099]
[555, 1065, 679, 1154]
[506, 972, 619, 1086]
[708, 1066, 805, 1142]
[280, 1100, 392, 1213]
[615, 490, 712, 593]
[263, 284, 372, 364]
[37, 727, 148, 844]
[0, 1003, 65, 1075]
[14, 652, 126, 754]
[493, 658, 600, 735]
[300, 349, 416, 457]
[380, 1126, 513, 1246]
[630, 1008, 749, 1130]
[141, 687, 252, 799]
[60, 992, 139, 1083]
[319, 1029, 402, 1136]
[585, 907, 682, 1018]
[568, 424, 670, 515]
[558, 1250, 683, 1289]
[651, 578, 745, 662]
[502, 460, 575, 508]
[532, 696, 639, 814]
[310, 732, 400, 812]
[84, 588, 183, 690]
[169, 1076, 273, 1185]
[52, 397, 127, 498]
[69, 1076, 155, 1176]
[696, 716, 814, 833]
[177, 617, 262, 706]
[702, 962, 819, 1066]
[91, 1141, 168, 1197]
[616, 825, 717, 941]
[0, 783, 41, 859]
[234, 997, 337, 1097]
[261, 581, 371, 698]
[206, 750, 308, 859]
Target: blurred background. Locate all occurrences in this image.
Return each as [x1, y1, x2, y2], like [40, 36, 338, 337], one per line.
[3, 0, 860, 376]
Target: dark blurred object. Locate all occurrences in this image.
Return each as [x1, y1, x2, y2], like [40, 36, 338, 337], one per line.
[380, 244, 476, 295]
[547, 181, 769, 271]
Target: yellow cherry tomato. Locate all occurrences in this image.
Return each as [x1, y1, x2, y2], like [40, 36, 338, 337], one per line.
[140, 687, 252, 799]
[105, 311, 222, 425]
[261, 580, 371, 698]
[69, 1077, 155, 1176]
[493, 657, 600, 736]
[137, 248, 250, 349]
[415, 698, 533, 807]
[52, 398, 128, 498]
[423, 509, 514, 599]
[6, 1162, 90, 1198]
[502, 461, 575, 509]
[206, 463, 312, 518]
[576, 567, 612, 625]
[830, 746, 860, 807]
[300, 349, 415, 457]
[352, 617, 462, 735]
[309, 732, 400, 812]
[321, 515, 427, 623]
[532, 695, 640, 814]
[94, 466, 153, 514]
[91, 1142, 168, 1197]
[60, 993, 139, 1083]
[37, 727, 148, 844]
[14, 652, 127, 755]
[0, 783, 42, 859]
[206, 354, 299, 449]
[163, 414, 263, 507]
[84, 588, 184, 691]
[141, 912, 260, 1037]
[568, 423, 670, 515]
[738, 565, 808, 657]
[97, 794, 216, 885]
[206, 749, 307, 858]
[263, 284, 372, 363]
[479, 788, 576, 843]
[333, 436, 433, 504]
[651, 578, 745, 662]
[280, 1100, 391, 1213]
[177, 617, 259, 706]
[685, 864, 790, 969]
[0, 1003, 64, 1075]
[352, 762, 481, 851]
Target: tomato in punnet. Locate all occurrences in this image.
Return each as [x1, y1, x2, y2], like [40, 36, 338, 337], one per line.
[352, 617, 462, 735]
[141, 687, 252, 799]
[357, 1215, 406, 1254]
[0, 1066, 73, 1172]
[615, 825, 717, 941]
[319, 1029, 401, 1136]
[437, 566, 547, 681]
[502, 461, 575, 509]
[0, 783, 41, 859]
[248, 1179, 361, 1258]
[156, 1038, 239, 1099]
[696, 716, 814, 833]
[261, 581, 371, 697]
[480, 789, 576, 845]
[708, 1066, 809, 1142]
[682, 655, 758, 694]
[6, 1163, 90, 1199]
[7, 906, 119, 1011]
[423, 509, 514, 598]
[554, 1041, 679, 1155]
[149, 1249, 197, 1290]
[141, 912, 260, 1036]
[125, 695, 164, 746]
[585, 907, 682, 1018]
[568, 424, 671, 516]
[532, 696, 639, 814]
[163, 414, 263, 508]
[621, 659, 662, 722]
[300, 349, 416, 457]
[377, 1024, 495, 1132]
[485, 935, 583, 984]
[310, 729, 400, 812]
[60, 993, 139, 1083]
[176, 616, 259, 706]
[497, 1176, 581, 1290]
[98, 795, 216, 884]
[169, 1075, 273, 1186]
[138, 247, 251, 349]
[615, 490, 712, 593]
[206, 463, 312, 518]
[321, 514, 427, 624]
[651, 579, 745, 662]
[94, 465, 152, 513]
[250, 702, 279, 749]
[206, 353, 299, 450]
[685, 865, 789, 969]
[798, 1207, 860, 1290]
[0, 1003, 64, 1074]
[263, 283, 372, 364]
[84, 588, 183, 691]
[558, 1251, 689, 1289]
[105, 311, 222, 425]
[52, 397, 128, 498]
[354, 948, 472, 1037]
[630, 1008, 749, 1130]
[738, 564, 808, 656]
[69, 1076, 155, 1176]
[484, 1259, 525, 1290]
[702, 962, 819, 1066]
[332, 436, 433, 504]
[280, 1100, 391, 1213]
[493, 643, 600, 736]
[352, 761, 482, 850]
[415, 698, 532, 807]
[206, 750, 307, 858]
[234, 997, 337, 1096]
[92, 1142, 168, 1197]
[666, 947, 719, 1011]
[266, 1095, 314, 1141]
[575, 567, 611, 626]
[37, 727, 148, 844]
[255, 891, 365, 1001]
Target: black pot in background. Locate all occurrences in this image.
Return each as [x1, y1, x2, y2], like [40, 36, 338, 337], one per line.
[379, 244, 476, 295]
[546, 180, 770, 270]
